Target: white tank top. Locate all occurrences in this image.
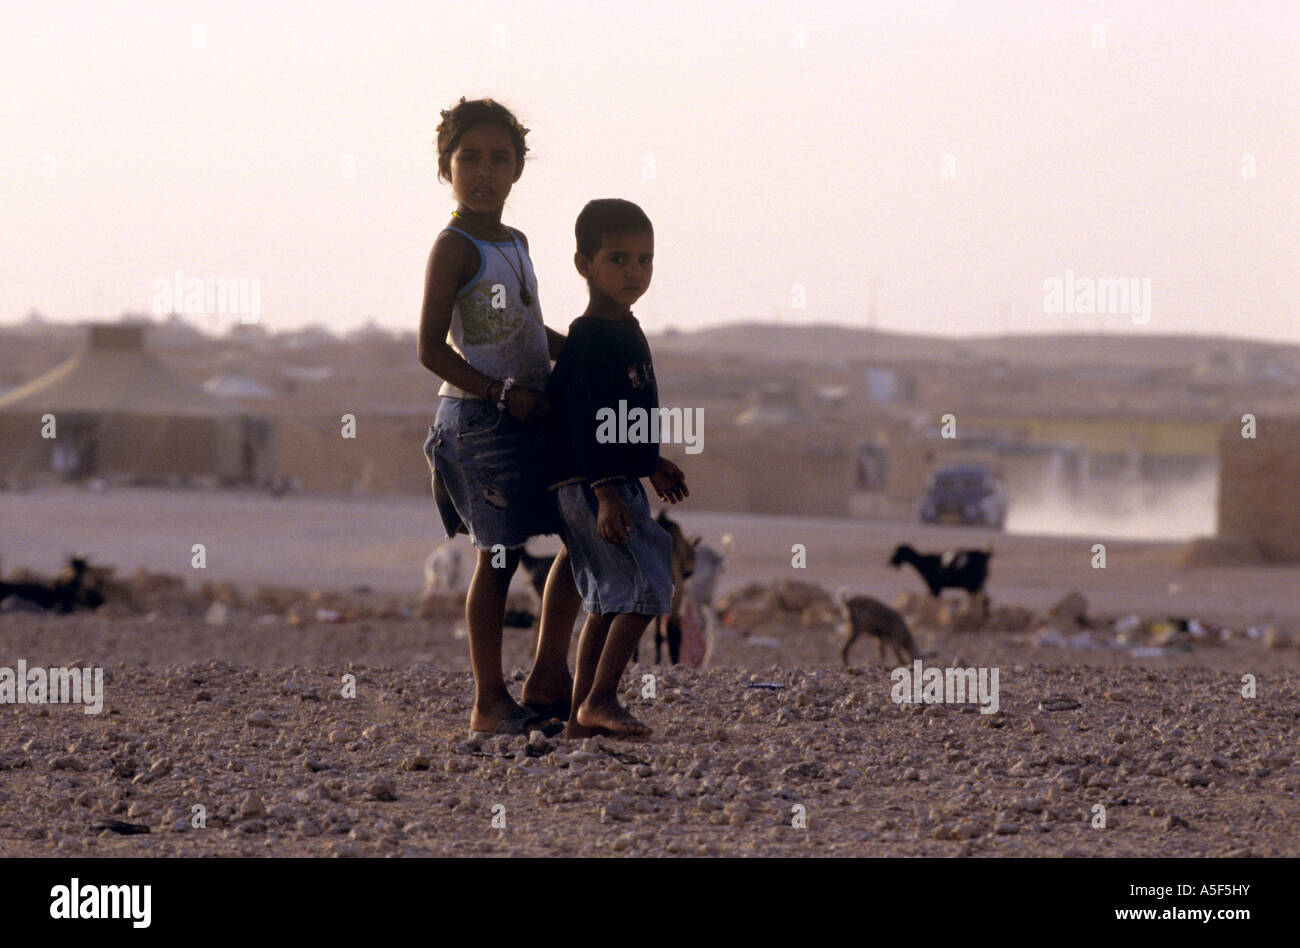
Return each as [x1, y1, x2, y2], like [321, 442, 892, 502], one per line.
[437, 225, 551, 399]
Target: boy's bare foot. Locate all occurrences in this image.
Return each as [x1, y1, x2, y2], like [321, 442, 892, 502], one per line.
[576, 700, 651, 737]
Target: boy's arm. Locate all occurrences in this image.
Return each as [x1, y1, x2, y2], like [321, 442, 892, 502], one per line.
[560, 357, 637, 542]
[545, 326, 566, 360]
[592, 480, 634, 543]
[650, 456, 689, 503]
[569, 358, 632, 487]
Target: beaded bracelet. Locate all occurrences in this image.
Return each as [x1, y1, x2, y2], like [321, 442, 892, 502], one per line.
[497, 377, 515, 410]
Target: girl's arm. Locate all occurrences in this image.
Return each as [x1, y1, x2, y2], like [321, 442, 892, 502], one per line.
[417, 231, 497, 398]
[418, 232, 545, 422]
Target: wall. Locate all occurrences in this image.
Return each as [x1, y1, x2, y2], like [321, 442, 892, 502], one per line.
[1217, 416, 1300, 561]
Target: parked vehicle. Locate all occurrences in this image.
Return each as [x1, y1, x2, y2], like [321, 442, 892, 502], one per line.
[920, 464, 1006, 528]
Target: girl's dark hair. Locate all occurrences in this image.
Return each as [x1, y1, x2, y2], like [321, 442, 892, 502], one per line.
[574, 199, 653, 261]
[435, 96, 530, 184]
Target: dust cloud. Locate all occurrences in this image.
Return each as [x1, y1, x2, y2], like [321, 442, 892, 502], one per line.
[1005, 470, 1218, 541]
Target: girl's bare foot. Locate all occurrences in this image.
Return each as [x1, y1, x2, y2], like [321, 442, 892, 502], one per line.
[521, 671, 574, 718]
[562, 720, 611, 739]
[576, 699, 651, 737]
[469, 698, 533, 734]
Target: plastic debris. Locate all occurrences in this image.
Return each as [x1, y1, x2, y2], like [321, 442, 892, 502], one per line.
[1129, 646, 1165, 659]
[1114, 614, 1143, 636]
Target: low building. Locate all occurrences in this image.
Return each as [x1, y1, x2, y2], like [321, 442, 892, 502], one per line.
[0, 323, 277, 485]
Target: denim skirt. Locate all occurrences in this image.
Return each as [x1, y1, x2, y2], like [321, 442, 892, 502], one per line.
[422, 397, 560, 550]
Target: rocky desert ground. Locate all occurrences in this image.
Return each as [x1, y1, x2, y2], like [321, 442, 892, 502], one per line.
[1, 486, 1297, 857]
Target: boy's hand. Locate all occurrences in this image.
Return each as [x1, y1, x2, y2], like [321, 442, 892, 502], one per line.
[504, 386, 546, 425]
[651, 458, 689, 504]
[594, 488, 633, 543]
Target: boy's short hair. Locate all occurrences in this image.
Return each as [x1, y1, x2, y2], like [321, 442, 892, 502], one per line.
[575, 199, 653, 262]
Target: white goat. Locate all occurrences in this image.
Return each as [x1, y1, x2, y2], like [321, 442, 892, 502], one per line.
[687, 533, 733, 608]
[422, 541, 465, 596]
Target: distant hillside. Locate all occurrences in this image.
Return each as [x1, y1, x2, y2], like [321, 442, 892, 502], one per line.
[649, 322, 1300, 371]
[7, 316, 1299, 376]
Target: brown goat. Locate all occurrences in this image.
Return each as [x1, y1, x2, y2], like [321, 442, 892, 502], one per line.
[838, 592, 918, 666]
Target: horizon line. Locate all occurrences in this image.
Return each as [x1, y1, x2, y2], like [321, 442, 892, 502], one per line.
[2, 313, 1299, 350]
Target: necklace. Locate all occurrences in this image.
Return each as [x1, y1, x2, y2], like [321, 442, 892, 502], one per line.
[451, 210, 533, 307]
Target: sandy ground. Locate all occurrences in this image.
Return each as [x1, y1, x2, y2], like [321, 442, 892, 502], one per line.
[1, 485, 1298, 857]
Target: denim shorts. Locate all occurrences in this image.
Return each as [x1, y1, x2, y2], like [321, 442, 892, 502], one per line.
[555, 478, 673, 616]
[422, 397, 560, 550]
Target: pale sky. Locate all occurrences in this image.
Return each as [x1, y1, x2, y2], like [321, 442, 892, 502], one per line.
[2, 0, 1297, 342]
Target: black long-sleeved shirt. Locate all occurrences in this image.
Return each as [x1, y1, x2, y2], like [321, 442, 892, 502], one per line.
[546, 313, 660, 488]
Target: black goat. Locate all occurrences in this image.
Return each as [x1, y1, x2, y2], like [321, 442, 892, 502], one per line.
[0, 556, 104, 614]
[889, 544, 992, 613]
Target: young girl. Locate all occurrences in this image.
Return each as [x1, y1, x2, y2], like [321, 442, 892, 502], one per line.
[417, 97, 580, 736]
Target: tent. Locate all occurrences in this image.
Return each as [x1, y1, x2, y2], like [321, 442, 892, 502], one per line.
[203, 373, 277, 400]
[0, 323, 276, 484]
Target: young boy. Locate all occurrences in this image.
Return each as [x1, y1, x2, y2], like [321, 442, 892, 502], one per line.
[546, 199, 688, 738]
